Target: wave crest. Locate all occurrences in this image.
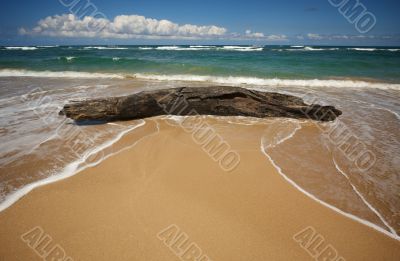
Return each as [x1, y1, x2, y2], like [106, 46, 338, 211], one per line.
[1, 69, 399, 90]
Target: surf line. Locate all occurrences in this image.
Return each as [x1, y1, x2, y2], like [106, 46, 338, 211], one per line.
[260, 135, 400, 241]
[260, 128, 400, 241]
[0, 120, 147, 213]
[333, 159, 398, 236]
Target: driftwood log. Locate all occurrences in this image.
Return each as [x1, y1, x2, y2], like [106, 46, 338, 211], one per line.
[60, 86, 341, 122]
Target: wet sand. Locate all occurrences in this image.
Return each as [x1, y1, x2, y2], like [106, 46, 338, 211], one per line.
[0, 118, 399, 260]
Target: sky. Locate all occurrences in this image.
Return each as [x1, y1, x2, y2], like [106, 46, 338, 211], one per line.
[1, 0, 399, 46]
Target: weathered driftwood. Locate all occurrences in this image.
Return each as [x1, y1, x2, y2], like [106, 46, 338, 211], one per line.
[60, 86, 341, 122]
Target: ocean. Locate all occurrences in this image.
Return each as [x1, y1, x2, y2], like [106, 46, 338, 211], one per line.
[0, 45, 399, 239]
[0, 45, 400, 85]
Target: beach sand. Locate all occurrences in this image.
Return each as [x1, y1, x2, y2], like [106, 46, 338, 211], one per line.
[0, 117, 399, 260]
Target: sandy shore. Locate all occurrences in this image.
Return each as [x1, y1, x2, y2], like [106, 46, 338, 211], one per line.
[0, 117, 399, 260]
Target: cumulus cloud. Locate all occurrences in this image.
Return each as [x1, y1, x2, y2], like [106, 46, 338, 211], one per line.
[20, 13, 290, 42]
[20, 14, 227, 39]
[307, 33, 323, 40]
[301, 33, 393, 41]
[242, 30, 287, 41]
[265, 34, 288, 41]
[245, 30, 265, 38]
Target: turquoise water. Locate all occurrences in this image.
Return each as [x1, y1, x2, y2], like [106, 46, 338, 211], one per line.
[1, 45, 400, 83]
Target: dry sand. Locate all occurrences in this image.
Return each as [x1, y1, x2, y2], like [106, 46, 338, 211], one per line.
[0, 118, 399, 261]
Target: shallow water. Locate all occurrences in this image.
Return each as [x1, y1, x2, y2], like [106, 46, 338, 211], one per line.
[0, 45, 399, 239]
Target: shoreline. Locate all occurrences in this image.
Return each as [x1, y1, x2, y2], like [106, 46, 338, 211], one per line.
[0, 118, 399, 260]
[1, 69, 400, 91]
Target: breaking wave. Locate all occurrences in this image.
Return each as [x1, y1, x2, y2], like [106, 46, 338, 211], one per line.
[4, 46, 38, 51]
[1, 69, 399, 90]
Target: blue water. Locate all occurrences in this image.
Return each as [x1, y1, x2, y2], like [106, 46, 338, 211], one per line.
[1, 45, 400, 83]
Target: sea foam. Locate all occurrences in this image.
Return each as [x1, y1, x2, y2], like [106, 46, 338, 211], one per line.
[261, 134, 400, 241]
[5, 46, 38, 50]
[1, 69, 399, 90]
[0, 69, 124, 79]
[0, 120, 146, 212]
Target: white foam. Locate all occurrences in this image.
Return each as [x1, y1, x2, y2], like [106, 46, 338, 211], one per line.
[291, 45, 304, 48]
[155, 46, 213, 51]
[0, 121, 146, 212]
[141, 45, 263, 51]
[1, 69, 399, 91]
[156, 46, 180, 50]
[260, 138, 400, 241]
[112, 57, 120, 61]
[283, 47, 340, 52]
[369, 104, 400, 121]
[5, 46, 38, 50]
[346, 48, 390, 52]
[37, 45, 58, 48]
[66, 56, 75, 61]
[272, 122, 302, 147]
[222, 46, 263, 51]
[190, 45, 216, 48]
[83, 46, 128, 50]
[0, 69, 124, 79]
[305, 47, 339, 51]
[333, 159, 398, 235]
[132, 73, 400, 90]
[304, 47, 325, 51]
[348, 48, 375, 51]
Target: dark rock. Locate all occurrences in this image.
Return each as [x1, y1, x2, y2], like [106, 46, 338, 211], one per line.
[60, 86, 341, 122]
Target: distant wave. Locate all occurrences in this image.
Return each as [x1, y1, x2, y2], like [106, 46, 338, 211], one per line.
[273, 47, 398, 52]
[65, 56, 76, 61]
[189, 45, 216, 48]
[281, 46, 339, 51]
[347, 48, 400, 52]
[4, 46, 38, 50]
[132, 73, 400, 90]
[156, 46, 181, 50]
[37, 45, 58, 48]
[1, 69, 399, 90]
[141, 46, 264, 52]
[348, 48, 377, 51]
[221, 46, 264, 51]
[155, 46, 216, 51]
[304, 47, 339, 51]
[83, 46, 128, 50]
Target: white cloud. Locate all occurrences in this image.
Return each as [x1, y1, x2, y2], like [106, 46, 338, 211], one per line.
[20, 14, 227, 39]
[20, 14, 291, 41]
[245, 30, 265, 38]
[331, 35, 349, 39]
[307, 33, 323, 40]
[265, 34, 287, 41]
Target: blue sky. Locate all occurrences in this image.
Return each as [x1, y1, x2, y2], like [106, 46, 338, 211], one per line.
[1, 0, 399, 45]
